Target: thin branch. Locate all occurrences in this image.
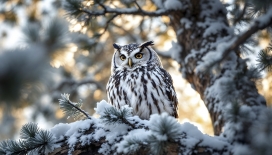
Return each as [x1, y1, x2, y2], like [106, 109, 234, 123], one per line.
[54, 78, 103, 92]
[122, 118, 136, 129]
[97, 2, 107, 12]
[112, 23, 138, 42]
[233, 3, 248, 25]
[207, 9, 272, 69]
[134, 1, 143, 12]
[81, 7, 171, 17]
[98, 13, 118, 36]
[66, 98, 92, 119]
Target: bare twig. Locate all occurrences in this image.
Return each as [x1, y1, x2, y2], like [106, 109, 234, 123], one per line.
[54, 78, 104, 92]
[97, 2, 107, 12]
[112, 23, 139, 42]
[134, 1, 143, 12]
[99, 14, 118, 36]
[67, 98, 92, 119]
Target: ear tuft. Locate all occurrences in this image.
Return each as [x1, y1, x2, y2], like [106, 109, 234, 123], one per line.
[139, 41, 154, 48]
[113, 43, 121, 50]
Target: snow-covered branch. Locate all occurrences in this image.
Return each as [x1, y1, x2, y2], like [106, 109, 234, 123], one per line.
[48, 100, 231, 155]
[1, 97, 232, 154]
[207, 8, 272, 69]
[169, 0, 267, 136]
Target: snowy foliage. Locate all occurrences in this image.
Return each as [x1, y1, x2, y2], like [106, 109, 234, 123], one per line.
[164, 0, 184, 11]
[0, 97, 232, 154]
[51, 99, 231, 154]
[0, 123, 59, 155]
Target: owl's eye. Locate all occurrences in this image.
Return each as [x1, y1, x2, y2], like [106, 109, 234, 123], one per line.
[135, 53, 143, 59]
[120, 55, 126, 61]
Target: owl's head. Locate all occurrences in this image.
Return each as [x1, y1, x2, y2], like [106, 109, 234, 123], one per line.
[111, 41, 162, 72]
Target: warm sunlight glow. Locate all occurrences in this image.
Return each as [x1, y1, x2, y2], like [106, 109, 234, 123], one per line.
[50, 44, 77, 68]
[169, 61, 213, 135]
[94, 90, 102, 100]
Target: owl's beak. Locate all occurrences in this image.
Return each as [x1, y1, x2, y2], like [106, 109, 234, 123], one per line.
[128, 58, 133, 68]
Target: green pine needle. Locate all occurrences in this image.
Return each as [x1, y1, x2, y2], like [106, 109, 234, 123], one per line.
[257, 48, 272, 71]
[0, 123, 57, 154]
[147, 114, 182, 155]
[148, 134, 168, 155]
[0, 140, 7, 154]
[44, 18, 68, 52]
[149, 113, 181, 142]
[101, 107, 134, 127]
[59, 93, 91, 120]
[268, 43, 272, 51]
[63, 0, 84, 18]
[121, 137, 146, 154]
[20, 122, 39, 140]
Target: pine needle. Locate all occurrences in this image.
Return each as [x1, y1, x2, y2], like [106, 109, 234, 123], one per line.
[59, 93, 91, 120]
[20, 122, 39, 140]
[101, 107, 134, 128]
[257, 48, 272, 71]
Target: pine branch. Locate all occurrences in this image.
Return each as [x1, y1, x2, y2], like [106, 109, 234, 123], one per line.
[233, 2, 248, 25]
[0, 123, 57, 155]
[59, 94, 92, 120]
[95, 13, 118, 37]
[204, 9, 272, 70]
[63, 0, 172, 19]
[134, 1, 143, 12]
[54, 78, 103, 92]
[101, 107, 135, 128]
[257, 48, 272, 71]
[20, 123, 39, 140]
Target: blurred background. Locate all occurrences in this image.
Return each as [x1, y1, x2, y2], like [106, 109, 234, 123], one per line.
[0, 0, 271, 140]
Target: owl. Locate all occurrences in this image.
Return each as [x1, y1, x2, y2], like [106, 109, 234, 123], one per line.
[106, 41, 178, 119]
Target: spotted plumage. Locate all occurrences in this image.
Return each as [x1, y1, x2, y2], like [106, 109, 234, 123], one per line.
[106, 41, 178, 119]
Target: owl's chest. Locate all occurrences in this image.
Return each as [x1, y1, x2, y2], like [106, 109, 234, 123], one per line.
[120, 71, 142, 90]
[116, 68, 165, 93]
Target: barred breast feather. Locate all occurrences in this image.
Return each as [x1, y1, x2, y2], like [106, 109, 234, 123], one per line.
[106, 65, 178, 119]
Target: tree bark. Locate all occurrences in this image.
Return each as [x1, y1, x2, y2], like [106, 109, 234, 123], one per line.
[168, 0, 266, 135]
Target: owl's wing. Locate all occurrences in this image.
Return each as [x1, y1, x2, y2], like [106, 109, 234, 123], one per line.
[159, 68, 179, 118]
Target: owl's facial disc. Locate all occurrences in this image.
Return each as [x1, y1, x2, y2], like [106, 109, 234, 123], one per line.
[115, 47, 150, 71]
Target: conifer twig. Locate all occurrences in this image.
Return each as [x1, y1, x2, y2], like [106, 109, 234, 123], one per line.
[59, 94, 92, 120]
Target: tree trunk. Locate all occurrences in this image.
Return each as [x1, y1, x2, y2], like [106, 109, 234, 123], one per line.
[169, 0, 266, 135]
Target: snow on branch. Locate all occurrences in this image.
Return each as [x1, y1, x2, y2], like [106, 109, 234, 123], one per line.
[63, 0, 177, 20]
[1, 95, 269, 155]
[0, 123, 59, 155]
[1, 95, 233, 155]
[51, 100, 231, 154]
[200, 8, 272, 71]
